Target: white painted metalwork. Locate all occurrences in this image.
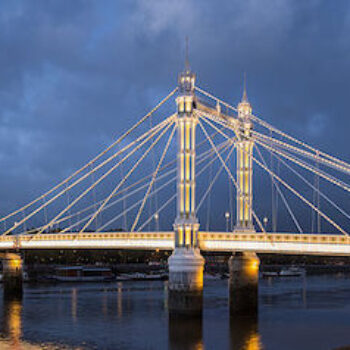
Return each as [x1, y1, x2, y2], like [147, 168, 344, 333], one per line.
[0, 232, 350, 256]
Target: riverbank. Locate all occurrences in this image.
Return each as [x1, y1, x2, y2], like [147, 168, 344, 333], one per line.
[11, 262, 350, 283]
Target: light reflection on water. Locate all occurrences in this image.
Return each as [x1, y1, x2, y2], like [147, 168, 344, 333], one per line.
[0, 275, 350, 349]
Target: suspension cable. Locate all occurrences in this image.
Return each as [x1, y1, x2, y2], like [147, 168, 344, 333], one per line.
[197, 144, 236, 211]
[0, 87, 178, 225]
[256, 139, 350, 194]
[255, 145, 303, 233]
[96, 140, 231, 232]
[253, 131, 350, 175]
[96, 170, 177, 232]
[4, 115, 174, 235]
[197, 109, 349, 235]
[247, 145, 348, 235]
[22, 137, 230, 235]
[258, 141, 350, 224]
[131, 124, 176, 232]
[137, 194, 176, 232]
[269, 129, 276, 232]
[136, 140, 232, 232]
[32, 116, 175, 237]
[198, 117, 266, 233]
[250, 114, 350, 171]
[8, 122, 223, 235]
[78, 120, 175, 234]
[195, 85, 350, 172]
[205, 111, 350, 195]
[206, 154, 213, 231]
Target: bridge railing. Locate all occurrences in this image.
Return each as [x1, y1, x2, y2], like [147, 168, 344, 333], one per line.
[0, 231, 349, 245]
[198, 232, 350, 245]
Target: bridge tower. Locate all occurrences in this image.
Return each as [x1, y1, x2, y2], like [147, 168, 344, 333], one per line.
[229, 82, 260, 315]
[167, 59, 205, 316]
[234, 82, 255, 233]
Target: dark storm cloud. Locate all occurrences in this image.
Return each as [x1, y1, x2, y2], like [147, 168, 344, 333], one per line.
[0, 0, 349, 231]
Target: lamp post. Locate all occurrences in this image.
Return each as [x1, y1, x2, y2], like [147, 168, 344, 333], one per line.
[263, 217, 268, 231]
[154, 213, 159, 231]
[225, 212, 230, 232]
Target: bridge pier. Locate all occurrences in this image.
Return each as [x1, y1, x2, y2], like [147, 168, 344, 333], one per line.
[228, 252, 260, 316]
[2, 253, 23, 299]
[168, 247, 204, 316]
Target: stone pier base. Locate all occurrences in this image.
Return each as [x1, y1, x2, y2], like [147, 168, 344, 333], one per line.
[2, 253, 23, 299]
[168, 248, 205, 316]
[228, 251, 260, 316]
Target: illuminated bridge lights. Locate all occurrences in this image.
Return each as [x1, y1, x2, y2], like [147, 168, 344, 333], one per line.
[0, 232, 349, 255]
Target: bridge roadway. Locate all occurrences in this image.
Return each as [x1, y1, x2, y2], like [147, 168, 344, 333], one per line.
[0, 232, 349, 256]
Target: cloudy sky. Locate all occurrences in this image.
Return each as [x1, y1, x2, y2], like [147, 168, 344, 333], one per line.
[1, 0, 350, 232]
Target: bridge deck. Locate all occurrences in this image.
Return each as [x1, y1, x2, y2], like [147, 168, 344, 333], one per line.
[0, 232, 350, 256]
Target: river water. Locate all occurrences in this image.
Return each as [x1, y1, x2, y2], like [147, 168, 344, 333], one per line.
[1, 273, 350, 349]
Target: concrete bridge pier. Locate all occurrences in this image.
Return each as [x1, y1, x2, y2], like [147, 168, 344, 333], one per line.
[2, 253, 23, 299]
[228, 251, 260, 315]
[168, 247, 205, 316]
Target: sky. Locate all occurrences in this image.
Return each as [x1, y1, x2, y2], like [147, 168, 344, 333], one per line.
[0, 0, 350, 233]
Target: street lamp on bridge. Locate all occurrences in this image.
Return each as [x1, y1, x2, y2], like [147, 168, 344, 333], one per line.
[225, 212, 230, 232]
[154, 213, 159, 231]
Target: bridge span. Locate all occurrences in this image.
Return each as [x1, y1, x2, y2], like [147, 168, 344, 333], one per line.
[1, 232, 350, 256]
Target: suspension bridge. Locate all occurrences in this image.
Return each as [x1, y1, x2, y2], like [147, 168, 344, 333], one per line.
[1, 58, 350, 313]
[0, 70, 349, 254]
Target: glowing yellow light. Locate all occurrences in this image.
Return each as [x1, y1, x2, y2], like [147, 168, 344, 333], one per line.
[246, 334, 262, 350]
[185, 183, 190, 213]
[180, 121, 185, 150]
[185, 121, 190, 149]
[246, 259, 260, 275]
[6, 299, 22, 344]
[178, 227, 184, 246]
[180, 153, 184, 181]
[180, 183, 184, 213]
[10, 259, 22, 269]
[185, 227, 191, 246]
[186, 153, 190, 180]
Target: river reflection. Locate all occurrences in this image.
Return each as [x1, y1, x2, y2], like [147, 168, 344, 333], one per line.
[1, 275, 350, 349]
[168, 316, 203, 350]
[2, 297, 22, 348]
[229, 315, 262, 350]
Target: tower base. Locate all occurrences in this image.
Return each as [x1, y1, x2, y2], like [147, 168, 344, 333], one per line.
[2, 253, 23, 300]
[228, 251, 260, 316]
[168, 247, 205, 316]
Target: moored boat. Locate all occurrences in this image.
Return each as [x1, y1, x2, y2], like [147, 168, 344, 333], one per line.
[116, 271, 168, 282]
[279, 266, 305, 277]
[262, 266, 305, 278]
[262, 271, 279, 278]
[52, 266, 114, 282]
